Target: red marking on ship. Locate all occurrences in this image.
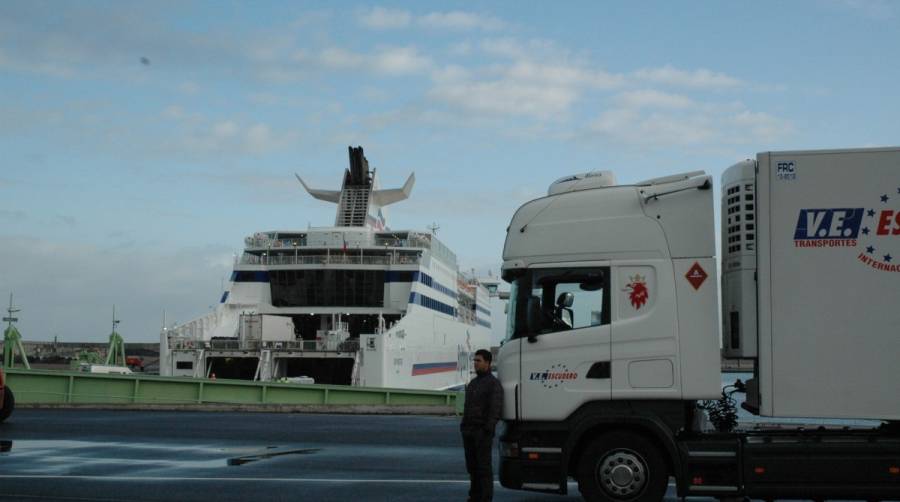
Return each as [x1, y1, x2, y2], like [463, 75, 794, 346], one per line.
[411, 362, 458, 376]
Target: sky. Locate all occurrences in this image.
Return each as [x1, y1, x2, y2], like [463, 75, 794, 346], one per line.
[1, 1, 898, 343]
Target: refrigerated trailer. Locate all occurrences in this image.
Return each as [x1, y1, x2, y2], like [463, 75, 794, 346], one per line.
[496, 147, 900, 501]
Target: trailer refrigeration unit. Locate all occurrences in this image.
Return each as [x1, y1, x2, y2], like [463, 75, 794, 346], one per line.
[496, 147, 900, 501]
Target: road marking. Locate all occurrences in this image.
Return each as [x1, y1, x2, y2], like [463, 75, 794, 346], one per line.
[1, 475, 471, 483]
[0, 475, 675, 487]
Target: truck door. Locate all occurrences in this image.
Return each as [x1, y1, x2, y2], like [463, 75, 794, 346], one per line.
[496, 326, 521, 421]
[516, 265, 611, 421]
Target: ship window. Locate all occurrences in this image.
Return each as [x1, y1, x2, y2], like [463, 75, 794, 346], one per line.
[505, 267, 609, 340]
[385, 271, 414, 282]
[176, 361, 193, 370]
[269, 269, 385, 307]
[232, 271, 270, 282]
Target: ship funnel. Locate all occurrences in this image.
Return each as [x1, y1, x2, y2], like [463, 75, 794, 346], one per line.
[296, 146, 414, 229]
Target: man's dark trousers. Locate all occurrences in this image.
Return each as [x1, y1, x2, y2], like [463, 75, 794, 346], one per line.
[462, 427, 493, 501]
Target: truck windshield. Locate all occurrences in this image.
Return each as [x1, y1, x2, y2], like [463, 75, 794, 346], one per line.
[505, 267, 609, 340]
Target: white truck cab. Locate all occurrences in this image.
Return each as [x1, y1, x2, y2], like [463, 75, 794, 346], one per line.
[497, 149, 900, 501]
[499, 170, 720, 424]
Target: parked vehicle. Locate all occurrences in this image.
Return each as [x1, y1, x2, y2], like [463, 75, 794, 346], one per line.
[497, 147, 900, 501]
[78, 363, 133, 375]
[0, 365, 13, 423]
[126, 356, 144, 372]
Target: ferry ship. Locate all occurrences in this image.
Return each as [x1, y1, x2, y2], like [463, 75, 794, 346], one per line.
[159, 147, 495, 390]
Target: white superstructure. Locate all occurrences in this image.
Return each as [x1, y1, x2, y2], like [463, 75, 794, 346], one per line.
[160, 147, 494, 390]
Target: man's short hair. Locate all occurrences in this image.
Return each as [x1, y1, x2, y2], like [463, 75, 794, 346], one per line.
[474, 349, 492, 363]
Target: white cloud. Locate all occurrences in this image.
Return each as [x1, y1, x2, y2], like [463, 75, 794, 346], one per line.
[247, 93, 307, 107]
[0, 47, 78, 78]
[633, 65, 743, 89]
[590, 102, 791, 147]
[427, 39, 624, 120]
[505, 60, 623, 90]
[245, 123, 278, 154]
[165, 118, 300, 157]
[372, 47, 433, 75]
[0, 209, 28, 220]
[315, 46, 432, 76]
[430, 79, 577, 119]
[833, 0, 896, 19]
[178, 81, 200, 94]
[0, 235, 232, 342]
[357, 7, 412, 29]
[213, 120, 240, 138]
[730, 110, 792, 142]
[614, 90, 694, 109]
[418, 11, 505, 31]
[319, 47, 365, 69]
[357, 7, 505, 31]
[432, 64, 471, 82]
[162, 105, 186, 120]
[480, 37, 561, 60]
[448, 41, 474, 56]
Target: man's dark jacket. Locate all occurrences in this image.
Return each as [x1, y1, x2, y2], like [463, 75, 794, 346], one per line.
[461, 372, 503, 434]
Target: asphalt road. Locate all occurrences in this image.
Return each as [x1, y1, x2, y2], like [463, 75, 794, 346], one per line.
[0, 410, 701, 502]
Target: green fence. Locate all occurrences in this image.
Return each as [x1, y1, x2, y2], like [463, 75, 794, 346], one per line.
[4, 368, 463, 410]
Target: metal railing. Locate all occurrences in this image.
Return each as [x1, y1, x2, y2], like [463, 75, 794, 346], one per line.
[239, 254, 420, 266]
[173, 338, 361, 353]
[245, 234, 434, 251]
[4, 368, 461, 410]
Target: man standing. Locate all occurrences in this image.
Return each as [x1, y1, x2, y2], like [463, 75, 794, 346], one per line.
[461, 349, 503, 502]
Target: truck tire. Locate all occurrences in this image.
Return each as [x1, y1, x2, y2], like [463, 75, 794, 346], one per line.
[576, 431, 668, 502]
[0, 386, 13, 423]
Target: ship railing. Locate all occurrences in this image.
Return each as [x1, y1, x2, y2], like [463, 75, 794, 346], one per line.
[209, 340, 242, 350]
[202, 339, 361, 353]
[167, 337, 201, 350]
[246, 236, 432, 250]
[239, 254, 420, 266]
[262, 340, 360, 353]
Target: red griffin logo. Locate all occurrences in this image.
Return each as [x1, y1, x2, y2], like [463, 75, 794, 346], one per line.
[624, 274, 649, 309]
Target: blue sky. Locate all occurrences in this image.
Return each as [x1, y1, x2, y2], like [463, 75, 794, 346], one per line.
[1, 1, 898, 342]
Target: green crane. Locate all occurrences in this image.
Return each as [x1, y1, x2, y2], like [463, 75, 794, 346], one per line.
[105, 306, 126, 367]
[2, 294, 31, 369]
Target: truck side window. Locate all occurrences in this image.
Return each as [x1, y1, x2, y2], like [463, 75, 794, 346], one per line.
[505, 267, 609, 339]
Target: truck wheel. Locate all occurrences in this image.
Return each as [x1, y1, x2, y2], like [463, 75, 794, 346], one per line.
[576, 431, 668, 502]
[0, 387, 13, 423]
